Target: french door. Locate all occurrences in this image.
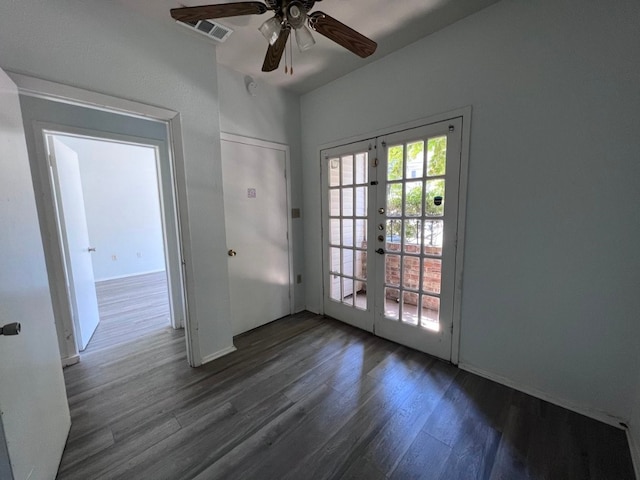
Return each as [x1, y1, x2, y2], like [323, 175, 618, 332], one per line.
[322, 118, 464, 361]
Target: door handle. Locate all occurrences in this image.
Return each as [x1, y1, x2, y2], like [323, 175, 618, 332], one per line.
[0, 322, 21, 336]
[87, 247, 96, 252]
[375, 248, 385, 255]
[228, 249, 237, 257]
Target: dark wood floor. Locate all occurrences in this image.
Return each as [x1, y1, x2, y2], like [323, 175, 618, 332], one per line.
[57, 311, 635, 479]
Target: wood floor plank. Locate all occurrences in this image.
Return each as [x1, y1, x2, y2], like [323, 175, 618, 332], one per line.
[56, 282, 636, 480]
[390, 430, 453, 480]
[363, 360, 460, 476]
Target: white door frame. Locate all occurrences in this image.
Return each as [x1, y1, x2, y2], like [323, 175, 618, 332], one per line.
[220, 132, 296, 314]
[317, 107, 471, 364]
[8, 72, 200, 367]
[40, 126, 185, 338]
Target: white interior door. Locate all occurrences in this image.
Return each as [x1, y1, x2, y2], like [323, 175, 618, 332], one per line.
[322, 118, 465, 362]
[47, 135, 100, 351]
[0, 67, 70, 480]
[221, 138, 291, 335]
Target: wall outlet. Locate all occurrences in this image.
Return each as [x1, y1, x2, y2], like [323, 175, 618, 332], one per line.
[111, 255, 117, 261]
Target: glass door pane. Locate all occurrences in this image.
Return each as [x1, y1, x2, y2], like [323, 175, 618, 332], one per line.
[322, 140, 375, 333]
[381, 135, 447, 329]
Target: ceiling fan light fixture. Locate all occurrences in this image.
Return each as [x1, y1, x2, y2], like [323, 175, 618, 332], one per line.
[259, 16, 282, 46]
[295, 24, 316, 52]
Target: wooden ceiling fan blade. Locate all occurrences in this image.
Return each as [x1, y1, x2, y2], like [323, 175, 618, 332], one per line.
[262, 28, 290, 72]
[309, 12, 377, 58]
[170, 2, 268, 23]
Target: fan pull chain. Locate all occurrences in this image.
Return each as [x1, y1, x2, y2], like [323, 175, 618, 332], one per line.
[284, 40, 288, 75]
[289, 34, 294, 76]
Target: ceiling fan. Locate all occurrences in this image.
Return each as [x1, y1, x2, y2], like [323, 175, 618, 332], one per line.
[170, 1, 377, 72]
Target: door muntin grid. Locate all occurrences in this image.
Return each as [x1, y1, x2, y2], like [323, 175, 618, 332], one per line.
[383, 136, 447, 330]
[327, 151, 369, 310]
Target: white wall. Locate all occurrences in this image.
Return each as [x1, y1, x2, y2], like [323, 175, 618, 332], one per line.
[0, 0, 233, 362]
[217, 65, 305, 312]
[59, 136, 166, 281]
[301, 0, 640, 424]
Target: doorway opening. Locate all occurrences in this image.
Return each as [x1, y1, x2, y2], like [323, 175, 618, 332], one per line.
[46, 133, 176, 353]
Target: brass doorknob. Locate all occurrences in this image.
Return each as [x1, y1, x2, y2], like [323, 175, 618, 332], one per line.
[228, 249, 237, 257]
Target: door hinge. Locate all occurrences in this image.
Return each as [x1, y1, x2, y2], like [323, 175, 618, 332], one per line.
[284, 168, 287, 179]
[372, 157, 378, 167]
[381, 141, 387, 149]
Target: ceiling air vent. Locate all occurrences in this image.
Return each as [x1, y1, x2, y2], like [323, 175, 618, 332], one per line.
[180, 19, 233, 43]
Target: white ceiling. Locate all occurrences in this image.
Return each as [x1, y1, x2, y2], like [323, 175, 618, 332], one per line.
[117, 0, 501, 94]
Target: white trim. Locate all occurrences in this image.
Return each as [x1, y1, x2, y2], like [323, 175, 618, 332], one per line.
[317, 106, 473, 152]
[627, 428, 640, 480]
[220, 132, 296, 316]
[61, 354, 80, 368]
[201, 345, 237, 365]
[9, 72, 200, 367]
[94, 270, 166, 283]
[459, 361, 628, 429]
[7, 72, 174, 121]
[306, 306, 322, 315]
[450, 106, 472, 365]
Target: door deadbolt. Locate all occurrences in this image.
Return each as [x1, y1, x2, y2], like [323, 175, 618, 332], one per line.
[377, 235, 384, 242]
[378, 207, 385, 214]
[378, 224, 384, 230]
[228, 249, 237, 257]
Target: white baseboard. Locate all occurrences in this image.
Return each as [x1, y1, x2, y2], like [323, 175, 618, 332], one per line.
[61, 354, 80, 367]
[201, 345, 237, 365]
[459, 362, 627, 429]
[305, 306, 321, 315]
[627, 428, 640, 480]
[95, 269, 165, 283]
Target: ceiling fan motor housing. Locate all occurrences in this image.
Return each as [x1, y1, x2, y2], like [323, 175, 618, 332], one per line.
[286, 1, 308, 29]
